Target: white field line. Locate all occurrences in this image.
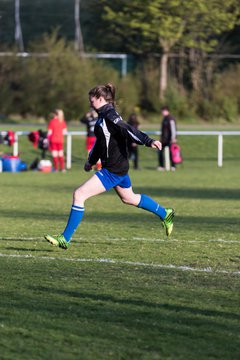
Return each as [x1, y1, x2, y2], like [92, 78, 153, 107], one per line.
[0, 236, 239, 244]
[0, 252, 239, 276]
[133, 237, 240, 243]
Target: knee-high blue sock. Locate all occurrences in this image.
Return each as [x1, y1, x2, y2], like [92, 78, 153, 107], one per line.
[62, 205, 84, 242]
[137, 194, 166, 220]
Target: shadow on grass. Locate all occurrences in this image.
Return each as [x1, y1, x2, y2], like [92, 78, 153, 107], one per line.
[0, 208, 239, 233]
[3, 179, 240, 200]
[5, 246, 52, 252]
[86, 213, 239, 233]
[0, 208, 67, 220]
[3, 283, 238, 357]
[133, 186, 240, 200]
[1, 260, 240, 358]
[31, 286, 240, 322]
[43, 185, 240, 201]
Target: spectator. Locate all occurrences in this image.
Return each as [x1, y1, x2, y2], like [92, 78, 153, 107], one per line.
[127, 113, 140, 170]
[80, 108, 101, 170]
[158, 106, 177, 171]
[47, 109, 67, 172]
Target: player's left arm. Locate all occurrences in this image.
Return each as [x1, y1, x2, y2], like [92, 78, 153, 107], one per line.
[62, 121, 68, 135]
[106, 108, 154, 147]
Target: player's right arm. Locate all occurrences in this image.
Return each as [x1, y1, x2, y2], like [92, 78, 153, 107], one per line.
[87, 139, 100, 168]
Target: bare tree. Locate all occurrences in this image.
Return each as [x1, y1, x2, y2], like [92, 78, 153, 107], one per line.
[74, 0, 84, 54]
[15, 0, 24, 52]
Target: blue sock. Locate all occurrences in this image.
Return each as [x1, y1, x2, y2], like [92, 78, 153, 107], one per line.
[62, 205, 84, 242]
[137, 194, 167, 220]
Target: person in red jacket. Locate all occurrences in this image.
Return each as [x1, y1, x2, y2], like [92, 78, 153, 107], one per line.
[47, 109, 67, 172]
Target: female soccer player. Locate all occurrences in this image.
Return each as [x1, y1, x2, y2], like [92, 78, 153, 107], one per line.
[47, 109, 67, 172]
[45, 84, 175, 249]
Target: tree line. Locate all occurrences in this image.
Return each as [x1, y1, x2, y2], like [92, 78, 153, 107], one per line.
[0, 0, 240, 122]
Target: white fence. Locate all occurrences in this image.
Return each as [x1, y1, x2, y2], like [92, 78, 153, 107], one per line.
[1, 130, 240, 169]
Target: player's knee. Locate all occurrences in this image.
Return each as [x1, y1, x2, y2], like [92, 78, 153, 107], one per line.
[52, 150, 58, 157]
[121, 197, 135, 206]
[73, 187, 86, 202]
[121, 193, 141, 206]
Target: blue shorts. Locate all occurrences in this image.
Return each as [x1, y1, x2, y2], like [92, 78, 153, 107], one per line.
[95, 168, 132, 191]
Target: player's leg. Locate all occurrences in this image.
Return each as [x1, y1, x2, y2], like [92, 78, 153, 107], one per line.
[115, 185, 167, 217]
[45, 174, 106, 248]
[51, 149, 59, 171]
[157, 146, 165, 171]
[73, 174, 106, 206]
[114, 185, 174, 236]
[58, 146, 65, 172]
[134, 147, 138, 169]
[114, 185, 140, 206]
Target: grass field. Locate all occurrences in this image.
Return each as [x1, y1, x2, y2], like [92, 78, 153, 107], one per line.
[0, 132, 240, 360]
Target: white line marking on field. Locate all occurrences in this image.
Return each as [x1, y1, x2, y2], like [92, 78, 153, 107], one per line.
[0, 237, 42, 241]
[209, 239, 240, 243]
[133, 237, 240, 244]
[1, 236, 239, 244]
[0, 253, 239, 276]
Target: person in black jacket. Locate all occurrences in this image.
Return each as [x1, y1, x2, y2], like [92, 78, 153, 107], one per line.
[80, 109, 98, 151]
[158, 106, 177, 171]
[45, 83, 175, 249]
[80, 108, 101, 170]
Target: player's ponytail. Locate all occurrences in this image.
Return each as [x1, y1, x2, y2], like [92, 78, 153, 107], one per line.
[89, 83, 116, 107]
[105, 83, 115, 103]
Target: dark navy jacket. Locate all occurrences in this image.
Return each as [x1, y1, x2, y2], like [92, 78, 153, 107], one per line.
[80, 114, 97, 137]
[88, 103, 154, 175]
[161, 115, 176, 146]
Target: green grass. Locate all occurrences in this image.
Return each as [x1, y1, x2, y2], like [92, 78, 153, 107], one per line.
[0, 134, 240, 360]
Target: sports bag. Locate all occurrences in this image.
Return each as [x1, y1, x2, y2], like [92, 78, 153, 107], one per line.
[170, 143, 183, 164]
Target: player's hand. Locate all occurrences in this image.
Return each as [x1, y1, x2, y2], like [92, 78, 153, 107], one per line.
[151, 140, 162, 150]
[84, 161, 92, 172]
